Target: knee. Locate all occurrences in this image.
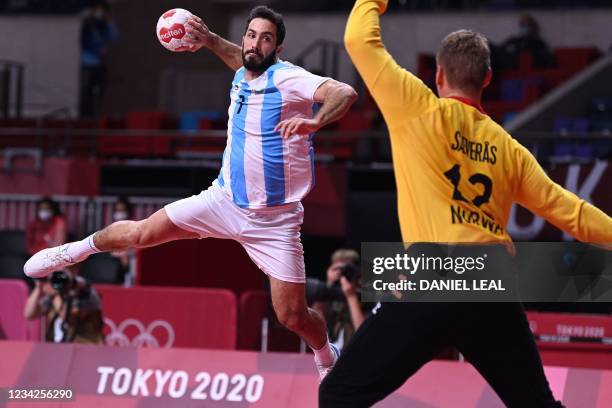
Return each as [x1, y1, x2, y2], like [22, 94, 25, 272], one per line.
[276, 307, 307, 333]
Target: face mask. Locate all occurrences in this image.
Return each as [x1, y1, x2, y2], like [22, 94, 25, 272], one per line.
[38, 209, 53, 222]
[113, 211, 129, 221]
[519, 24, 530, 37]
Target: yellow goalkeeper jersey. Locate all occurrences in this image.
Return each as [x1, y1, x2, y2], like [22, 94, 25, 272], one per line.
[345, 0, 612, 244]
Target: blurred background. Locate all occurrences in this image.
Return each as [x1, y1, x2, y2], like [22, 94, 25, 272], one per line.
[0, 0, 611, 383]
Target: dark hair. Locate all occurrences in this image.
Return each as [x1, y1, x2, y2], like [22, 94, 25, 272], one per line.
[245, 5, 285, 46]
[436, 29, 490, 95]
[114, 196, 133, 217]
[38, 196, 63, 217]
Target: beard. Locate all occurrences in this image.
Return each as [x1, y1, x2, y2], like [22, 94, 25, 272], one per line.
[242, 47, 277, 73]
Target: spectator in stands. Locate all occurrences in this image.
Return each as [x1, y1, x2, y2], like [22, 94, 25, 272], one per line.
[309, 249, 365, 350]
[23, 265, 104, 344]
[108, 197, 133, 274]
[79, 0, 119, 117]
[498, 13, 555, 70]
[26, 197, 67, 256]
[111, 197, 132, 223]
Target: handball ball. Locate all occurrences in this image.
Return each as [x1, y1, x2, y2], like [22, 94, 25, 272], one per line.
[156, 8, 194, 51]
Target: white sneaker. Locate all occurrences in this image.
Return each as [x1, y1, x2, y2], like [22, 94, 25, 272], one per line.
[23, 244, 75, 278]
[316, 343, 340, 381]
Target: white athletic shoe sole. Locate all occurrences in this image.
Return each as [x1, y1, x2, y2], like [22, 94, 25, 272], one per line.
[23, 243, 75, 279]
[317, 343, 340, 382]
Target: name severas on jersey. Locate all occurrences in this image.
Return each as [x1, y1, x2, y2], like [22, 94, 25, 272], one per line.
[451, 131, 497, 164]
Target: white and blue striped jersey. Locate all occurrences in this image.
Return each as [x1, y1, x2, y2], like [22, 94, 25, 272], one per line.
[216, 60, 329, 209]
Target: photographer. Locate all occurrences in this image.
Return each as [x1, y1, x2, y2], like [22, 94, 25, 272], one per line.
[24, 266, 104, 344]
[307, 249, 365, 350]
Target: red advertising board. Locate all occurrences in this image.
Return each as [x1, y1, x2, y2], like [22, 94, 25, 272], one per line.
[1, 340, 612, 407]
[528, 312, 612, 370]
[95, 285, 237, 350]
[528, 311, 612, 340]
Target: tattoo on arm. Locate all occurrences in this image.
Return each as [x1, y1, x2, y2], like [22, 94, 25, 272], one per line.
[313, 82, 358, 128]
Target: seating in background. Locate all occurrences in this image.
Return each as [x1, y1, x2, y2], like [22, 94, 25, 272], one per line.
[126, 111, 173, 130]
[98, 111, 176, 158]
[0, 230, 28, 282]
[179, 111, 224, 131]
[553, 117, 590, 134]
[237, 289, 301, 352]
[590, 96, 612, 134]
[500, 77, 543, 103]
[553, 97, 612, 136]
[548, 95, 612, 162]
[0, 254, 28, 280]
[417, 47, 602, 123]
[0, 230, 27, 255]
[80, 253, 124, 285]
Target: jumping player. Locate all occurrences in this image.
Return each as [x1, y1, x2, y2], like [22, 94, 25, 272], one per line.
[319, 0, 612, 406]
[25, 5, 357, 379]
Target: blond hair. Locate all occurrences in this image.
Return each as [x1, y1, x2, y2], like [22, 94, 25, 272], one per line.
[331, 248, 360, 265]
[436, 29, 490, 94]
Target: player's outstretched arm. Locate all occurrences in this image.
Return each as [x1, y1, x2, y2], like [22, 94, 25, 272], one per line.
[515, 144, 612, 247]
[180, 15, 242, 71]
[344, 0, 436, 122]
[274, 79, 357, 138]
[344, 0, 393, 86]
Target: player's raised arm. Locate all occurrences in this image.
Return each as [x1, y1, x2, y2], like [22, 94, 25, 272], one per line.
[514, 143, 612, 247]
[182, 15, 242, 71]
[344, 0, 437, 123]
[274, 79, 357, 139]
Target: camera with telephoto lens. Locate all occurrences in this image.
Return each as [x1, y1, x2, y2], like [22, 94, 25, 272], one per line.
[305, 263, 360, 304]
[340, 263, 359, 283]
[49, 270, 74, 295]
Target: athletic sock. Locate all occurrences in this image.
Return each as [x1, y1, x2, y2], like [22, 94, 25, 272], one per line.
[313, 340, 335, 366]
[66, 233, 101, 262]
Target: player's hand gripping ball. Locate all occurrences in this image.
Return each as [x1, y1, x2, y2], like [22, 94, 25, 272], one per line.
[156, 8, 195, 51]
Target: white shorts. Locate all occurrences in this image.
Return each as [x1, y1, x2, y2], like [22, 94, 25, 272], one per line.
[164, 182, 306, 283]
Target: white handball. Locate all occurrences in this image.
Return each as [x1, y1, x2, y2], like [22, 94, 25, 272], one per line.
[156, 8, 194, 51]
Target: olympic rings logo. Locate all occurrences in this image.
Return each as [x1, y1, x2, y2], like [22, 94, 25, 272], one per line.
[103, 318, 176, 348]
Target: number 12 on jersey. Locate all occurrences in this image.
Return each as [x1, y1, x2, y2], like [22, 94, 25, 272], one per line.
[444, 164, 493, 218]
